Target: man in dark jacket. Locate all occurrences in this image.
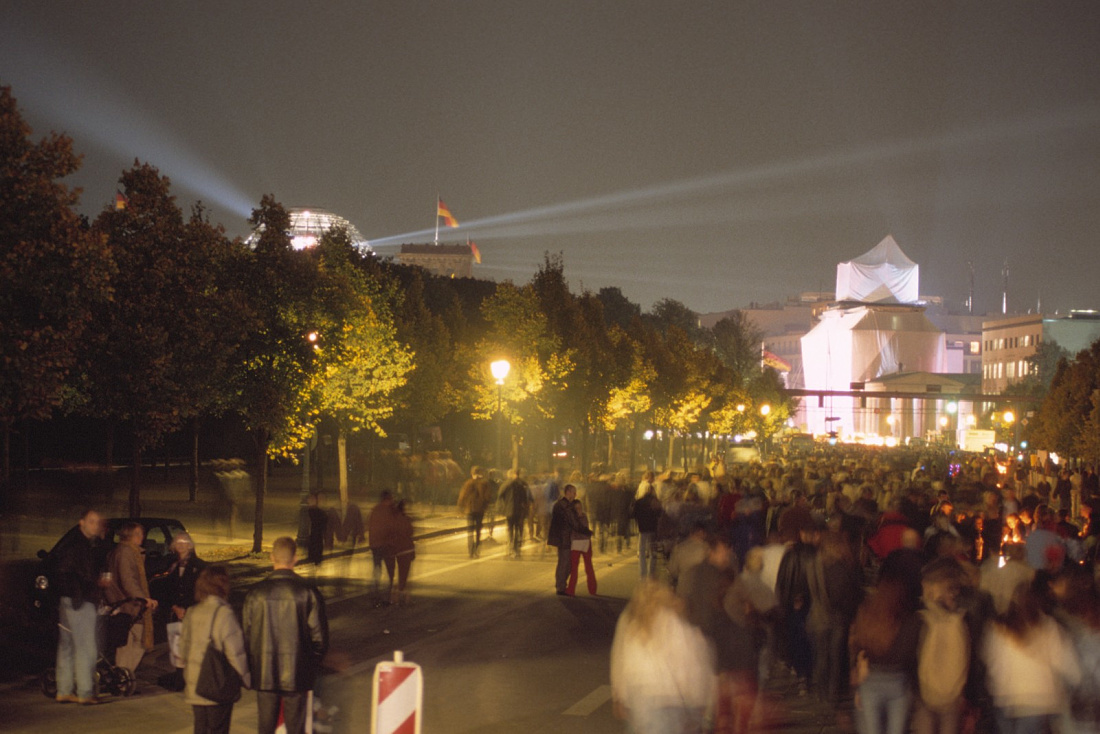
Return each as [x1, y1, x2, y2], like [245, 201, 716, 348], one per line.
[547, 484, 579, 595]
[499, 469, 532, 559]
[53, 509, 106, 704]
[244, 537, 329, 734]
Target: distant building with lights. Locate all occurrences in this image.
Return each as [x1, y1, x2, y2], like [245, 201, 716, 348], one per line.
[981, 311, 1100, 394]
[245, 207, 370, 252]
[397, 243, 477, 278]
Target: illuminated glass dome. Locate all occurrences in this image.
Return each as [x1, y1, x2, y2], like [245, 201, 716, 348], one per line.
[246, 207, 371, 252]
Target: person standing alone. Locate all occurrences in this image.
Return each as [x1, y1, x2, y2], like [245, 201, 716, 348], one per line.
[244, 537, 329, 734]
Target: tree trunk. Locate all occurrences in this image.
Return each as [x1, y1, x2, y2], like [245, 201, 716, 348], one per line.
[579, 419, 590, 474]
[104, 420, 116, 503]
[129, 442, 142, 518]
[607, 430, 614, 468]
[189, 416, 199, 502]
[0, 419, 10, 505]
[666, 432, 676, 471]
[628, 418, 639, 485]
[337, 427, 349, 509]
[252, 432, 269, 554]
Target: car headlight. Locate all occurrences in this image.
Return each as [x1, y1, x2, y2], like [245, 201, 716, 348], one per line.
[35, 575, 49, 591]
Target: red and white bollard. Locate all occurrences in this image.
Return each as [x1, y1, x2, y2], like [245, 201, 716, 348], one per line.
[372, 650, 423, 734]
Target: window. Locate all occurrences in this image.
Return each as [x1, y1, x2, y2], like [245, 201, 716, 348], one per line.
[970, 341, 981, 354]
[1007, 362, 1016, 378]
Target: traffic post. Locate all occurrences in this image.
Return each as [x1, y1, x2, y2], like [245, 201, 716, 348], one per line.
[372, 650, 423, 734]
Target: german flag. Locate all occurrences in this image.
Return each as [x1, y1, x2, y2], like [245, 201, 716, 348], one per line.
[761, 349, 791, 372]
[114, 190, 128, 211]
[469, 241, 481, 264]
[437, 198, 459, 228]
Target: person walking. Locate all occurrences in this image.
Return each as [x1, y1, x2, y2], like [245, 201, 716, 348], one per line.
[243, 537, 329, 734]
[610, 580, 716, 734]
[180, 565, 250, 734]
[367, 490, 396, 599]
[457, 466, 492, 558]
[633, 481, 663, 578]
[106, 521, 159, 678]
[567, 499, 597, 596]
[548, 484, 580, 595]
[53, 509, 107, 705]
[499, 469, 532, 558]
[389, 500, 416, 605]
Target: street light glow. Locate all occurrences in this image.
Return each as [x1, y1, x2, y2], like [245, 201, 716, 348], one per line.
[1003, 410, 1015, 424]
[759, 404, 770, 416]
[490, 359, 511, 385]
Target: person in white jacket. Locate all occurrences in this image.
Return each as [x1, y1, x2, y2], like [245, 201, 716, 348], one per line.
[982, 581, 1080, 734]
[180, 565, 251, 734]
[611, 579, 716, 734]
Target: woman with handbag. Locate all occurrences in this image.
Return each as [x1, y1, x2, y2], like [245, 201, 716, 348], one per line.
[180, 565, 251, 734]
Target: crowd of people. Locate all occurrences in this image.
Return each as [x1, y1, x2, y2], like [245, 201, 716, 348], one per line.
[608, 447, 1100, 734]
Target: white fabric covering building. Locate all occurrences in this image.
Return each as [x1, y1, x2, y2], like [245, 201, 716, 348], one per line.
[834, 235, 919, 304]
[800, 238, 946, 437]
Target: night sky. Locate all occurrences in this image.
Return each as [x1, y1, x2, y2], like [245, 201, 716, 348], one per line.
[3, 2, 1098, 316]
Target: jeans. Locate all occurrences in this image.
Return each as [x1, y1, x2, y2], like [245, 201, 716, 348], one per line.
[554, 545, 571, 593]
[629, 705, 706, 734]
[994, 710, 1048, 734]
[638, 531, 658, 578]
[466, 511, 484, 556]
[56, 597, 99, 699]
[507, 517, 524, 556]
[856, 670, 913, 734]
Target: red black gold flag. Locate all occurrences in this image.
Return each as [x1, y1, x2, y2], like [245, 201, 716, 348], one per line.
[437, 198, 458, 228]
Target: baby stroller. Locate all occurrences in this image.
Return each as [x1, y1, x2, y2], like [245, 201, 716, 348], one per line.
[41, 598, 147, 699]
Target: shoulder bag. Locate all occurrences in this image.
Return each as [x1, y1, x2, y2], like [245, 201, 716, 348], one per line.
[195, 605, 242, 703]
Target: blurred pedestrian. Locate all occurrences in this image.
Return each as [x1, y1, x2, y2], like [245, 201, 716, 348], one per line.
[305, 492, 327, 565]
[457, 466, 492, 558]
[367, 490, 396, 599]
[53, 509, 107, 705]
[389, 500, 416, 605]
[244, 537, 329, 734]
[499, 468, 532, 558]
[611, 580, 716, 734]
[633, 479, 663, 578]
[982, 582, 1080, 734]
[849, 577, 922, 734]
[181, 565, 250, 734]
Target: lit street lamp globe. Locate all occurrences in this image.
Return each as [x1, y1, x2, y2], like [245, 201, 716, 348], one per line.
[490, 359, 510, 385]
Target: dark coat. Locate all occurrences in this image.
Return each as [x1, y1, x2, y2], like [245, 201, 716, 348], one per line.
[243, 569, 329, 692]
[53, 525, 103, 610]
[547, 497, 578, 548]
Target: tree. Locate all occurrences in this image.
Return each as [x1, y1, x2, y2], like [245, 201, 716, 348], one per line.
[1031, 340, 1100, 459]
[710, 312, 764, 385]
[310, 227, 413, 507]
[0, 86, 111, 494]
[82, 162, 212, 516]
[472, 282, 572, 470]
[230, 196, 321, 552]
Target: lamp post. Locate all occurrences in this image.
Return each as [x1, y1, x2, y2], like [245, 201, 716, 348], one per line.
[758, 403, 771, 458]
[1003, 409, 1017, 450]
[490, 359, 511, 470]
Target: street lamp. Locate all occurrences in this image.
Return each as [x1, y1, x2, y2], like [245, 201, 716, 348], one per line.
[1002, 409, 1017, 449]
[490, 359, 511, 470]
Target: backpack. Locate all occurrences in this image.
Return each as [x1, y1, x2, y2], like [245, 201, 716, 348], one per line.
[918, 605, 970, 709]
